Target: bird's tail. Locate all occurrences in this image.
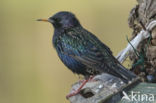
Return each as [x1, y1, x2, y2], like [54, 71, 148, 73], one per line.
[108, 63, 137, 83]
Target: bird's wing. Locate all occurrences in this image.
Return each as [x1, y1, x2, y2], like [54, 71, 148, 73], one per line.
[56, 28, 136, 82]
[57, 28, 112, 69]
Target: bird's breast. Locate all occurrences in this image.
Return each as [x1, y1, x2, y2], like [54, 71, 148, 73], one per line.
[57, 51, 86, 75]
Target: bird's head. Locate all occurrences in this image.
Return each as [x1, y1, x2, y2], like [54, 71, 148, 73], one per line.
[37, 11, 81, 29]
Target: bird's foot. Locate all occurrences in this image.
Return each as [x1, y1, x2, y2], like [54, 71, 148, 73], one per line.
[66, 90, 80, 99]
[88, 76, 96, 82]
[66, 76, 94, 99]
[78, 76, 96, 83]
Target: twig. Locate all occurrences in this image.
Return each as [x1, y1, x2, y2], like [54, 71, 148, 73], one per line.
[116, 20, 156, 63]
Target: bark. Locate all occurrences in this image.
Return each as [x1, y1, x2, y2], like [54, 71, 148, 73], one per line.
[128, 0, 156, 82]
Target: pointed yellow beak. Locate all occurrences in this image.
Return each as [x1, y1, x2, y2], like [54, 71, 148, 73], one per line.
[37, 19, 49, 22]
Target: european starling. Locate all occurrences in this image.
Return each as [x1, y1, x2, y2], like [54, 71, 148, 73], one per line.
[37, 11, 136, 98]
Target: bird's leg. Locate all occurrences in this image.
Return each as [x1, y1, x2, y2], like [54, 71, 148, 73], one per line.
[77, 75, 85, 83]
[66, 76, 94, 99]
[78, 77, 96, 84]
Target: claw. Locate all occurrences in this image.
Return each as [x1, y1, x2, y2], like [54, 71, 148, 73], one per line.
[66, 76, 94, 99]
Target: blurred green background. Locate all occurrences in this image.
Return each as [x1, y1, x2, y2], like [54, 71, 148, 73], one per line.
[0, 0, 136, 103]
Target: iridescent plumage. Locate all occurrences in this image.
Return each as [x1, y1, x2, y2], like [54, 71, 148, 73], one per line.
[45, 11, 136, 83]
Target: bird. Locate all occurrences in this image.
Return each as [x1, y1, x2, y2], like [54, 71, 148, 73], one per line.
[37, 11, 136, 98]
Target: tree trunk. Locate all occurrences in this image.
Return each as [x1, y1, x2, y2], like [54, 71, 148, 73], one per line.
[129, 0, 156, 82]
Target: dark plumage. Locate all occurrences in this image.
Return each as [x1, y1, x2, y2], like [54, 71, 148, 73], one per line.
[39, 11, 136, 83]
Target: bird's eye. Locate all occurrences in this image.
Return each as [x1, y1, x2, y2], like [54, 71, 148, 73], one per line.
[53, 18, 61, 22]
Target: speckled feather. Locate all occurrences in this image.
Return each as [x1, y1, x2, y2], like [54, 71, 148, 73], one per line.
[53, 27, 135, 81]
[50, 11, 136, 82]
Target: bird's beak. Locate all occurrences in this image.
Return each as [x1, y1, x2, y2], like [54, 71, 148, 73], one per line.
[37, 19, 49, 22]
[37, 19, 54, 23]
